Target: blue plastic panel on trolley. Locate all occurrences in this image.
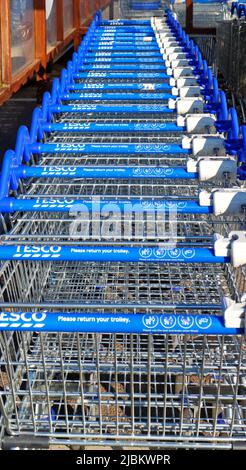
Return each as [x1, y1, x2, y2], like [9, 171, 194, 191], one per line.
[0, 311, 242, 335]
[28, 142, 189, 155]
[90, 41, 159, 47]
[42, 122, 184, 133]
[17, 166, 198, 180]
[60, 92, 173, 101]
[84, 57, 164, 64]
[94, 33, 156, 38]
[73, 72, 170, 80]
[0, 197, 211, 214]
[130, 3, 161, 10]
[80, 64, 166, 71]
[0, 245, 229, 263]
[87, 51, 162, 57]
[49, 103, 174, 114]
[68, 83, 172, 91]
[89, 46, 160, 52]
[96, 26, 153, 31]
[100, 20, 152, 25]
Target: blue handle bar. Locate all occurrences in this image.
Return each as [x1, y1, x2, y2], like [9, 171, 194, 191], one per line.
[80, 64, 166, 71]
[84, 57, 164, 64]
[49, 103, 174, 114]
[0, 197, 211, 214]
[96, 27, 153, 32]
[42, 122, 184, 133]
[100, 20, 152, 26]
[93, 33, 156, 38]
[17, 166, 196, 179]
[73, 72, 171, 80]
[89, 41, 159, 48]
[88, 46, 160, 51]
[1, 311, 241, 335]
[28, 142, 189, 155]
[78, 63, 167, 72]
[59, 92, 174, 101]
[87, 51, 162, 57]
[0, 245, 228, 263]
[68, 83, 172, 91]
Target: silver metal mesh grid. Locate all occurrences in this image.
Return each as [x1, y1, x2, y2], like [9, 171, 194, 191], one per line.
[0, 330, 245, 447]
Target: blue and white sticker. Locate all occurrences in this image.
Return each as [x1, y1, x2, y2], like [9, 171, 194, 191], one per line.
[139, 247, 152, 259]
[153, 248, 167, 258]
[143, 315, 159, 329]
[168, 248, 181, 259]
[182, 248, 196, 259]
[160, 315, 177, 329]
[195, 316, 213, 330]
[177, 315, 195, 330]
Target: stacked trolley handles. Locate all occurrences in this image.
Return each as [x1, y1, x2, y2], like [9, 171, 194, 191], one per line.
[0, 8, 246, 450]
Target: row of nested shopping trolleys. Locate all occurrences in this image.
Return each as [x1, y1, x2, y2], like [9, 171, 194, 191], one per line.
[0, 8, 246, 450]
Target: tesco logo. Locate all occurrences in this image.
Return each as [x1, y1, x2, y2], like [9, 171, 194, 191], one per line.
[15, 246, 61, 254]
[0, 312, 47, 323]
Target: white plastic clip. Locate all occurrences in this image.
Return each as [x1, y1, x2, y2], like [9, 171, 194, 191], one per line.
[185, 114, 216, 133]
[179, 86, 201, 98]
[171, 87, 179, 96]
[214, 232, 246, 267]
[172, 67, 194, 79]
[214, 233, 231, 257]
[192, 136, 225, 156]
[199, 190, 213, 207]
[199, 188, 246, 214]
[198, 157, 237, 181]
[170, 59, 190, 69]
[213, 188, 246, 215]
[176, 77, 198, 88]
[186, 156, 237, 181]
[175, 97, 204, 115]
[223, 296, 246, 329]
[169, 77, 176, 87]
[229, 231, 246, 268]
[168, 52, 187, 61]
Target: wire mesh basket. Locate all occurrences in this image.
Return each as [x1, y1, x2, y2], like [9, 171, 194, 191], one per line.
[217, 17, 246, 98]
[172, 1, 228, 28]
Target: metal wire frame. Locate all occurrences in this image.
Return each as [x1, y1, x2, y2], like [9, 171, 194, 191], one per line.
[193, 35, 217, 68]
[2, 210, 244, 244]
[18, 177, 232, 198]
[41, 133, 184, 144]
[52, 112, 178, 124]
[0, 249, 245, 304]
[73, 76, 172, 83]
[171, 3, 228, 29]
[0, 328, 245, 447]
[57, 100, 174, 107]
[1, 14, 246, 450]
[216, 18, 246, 99]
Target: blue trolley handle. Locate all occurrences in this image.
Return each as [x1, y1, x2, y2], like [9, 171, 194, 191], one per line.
[0, 311, 242, 335]
[0, 245, 229, 263]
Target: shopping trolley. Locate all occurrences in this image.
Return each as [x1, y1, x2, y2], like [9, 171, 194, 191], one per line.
[171, 0, 228, 29]
[0, 10, 246, 450]
[217, 4, 246, 100]
[120, 0, 164, 18]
